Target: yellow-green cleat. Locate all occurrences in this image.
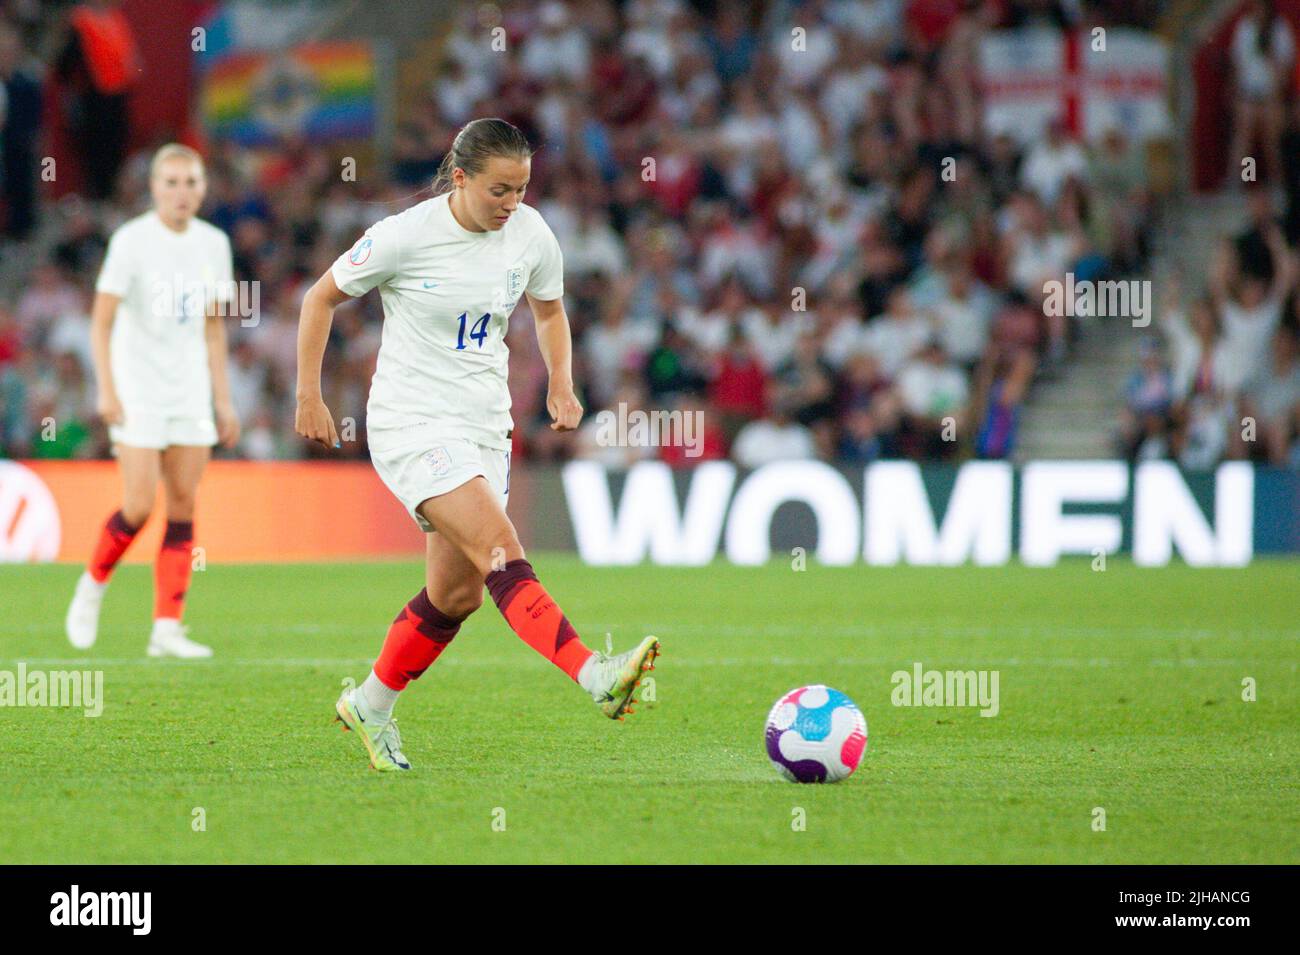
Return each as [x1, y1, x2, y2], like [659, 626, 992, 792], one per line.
[334, 687, 411, 772]
[580, 635, 660, 721]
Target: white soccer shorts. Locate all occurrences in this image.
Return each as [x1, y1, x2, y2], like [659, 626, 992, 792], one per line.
[369, 432, 510, 532]
[110, 409, 217, 449]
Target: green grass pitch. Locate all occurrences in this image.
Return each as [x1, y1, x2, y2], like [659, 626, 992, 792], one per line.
[1, 557, 1296, 864]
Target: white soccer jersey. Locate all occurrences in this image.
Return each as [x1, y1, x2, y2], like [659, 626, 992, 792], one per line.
[331, 192, 564, 451]
[95, 211, 234, 418]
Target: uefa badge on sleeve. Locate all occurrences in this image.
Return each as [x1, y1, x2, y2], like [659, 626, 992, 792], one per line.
[349, 237, 373, 266]
[422, 447, 452, 477]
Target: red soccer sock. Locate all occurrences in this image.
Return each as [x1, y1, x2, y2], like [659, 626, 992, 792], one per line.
[88, 510, 142, 583]
[154, 520, 194, 620]
[372, 589, 463, 691]
[485, 559, 593, 681]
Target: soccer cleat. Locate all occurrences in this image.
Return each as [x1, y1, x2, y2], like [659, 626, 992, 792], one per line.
[66, 571, 107, 650]
[334, 687, 411, 772]
[146, 619, 213, 658]
[581, 634, 660, 720]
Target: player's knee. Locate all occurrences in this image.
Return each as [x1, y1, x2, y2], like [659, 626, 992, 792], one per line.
[164, 487, 197, 519]
[166, 499, 196, 521]
[121, 492, 155, 528]
[453, 590, 485, 619]
[121, 507, 152, 530]
[427, 584, 483, 620]
[482, 527, 524, 574]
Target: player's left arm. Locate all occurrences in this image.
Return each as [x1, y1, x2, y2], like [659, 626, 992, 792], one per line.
[1264, 222, 1296, 304]
[528, 293, 583, 432]
[205, 305, 241, 448]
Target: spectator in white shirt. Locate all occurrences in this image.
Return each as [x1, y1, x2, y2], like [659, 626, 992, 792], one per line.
[769, 17, 838, 88]
[731, 399, 818, 468]
[1230, 0, 1294, 182]
[861, 287, 931, 378]
[1019, 120, 1088, 209]
[820, 297, 866, 370]
[584, 302, 659, 410]
[689, 277, 750, 359]
[719, 81, 779, 155]
[1238, 326, 1300, 463]
[1003, 191, 1080, 365]
[1209, 225, 1293, 378]
[933, 261, 996, 369]
[564, 205, 628, 280]
[895, 339, 969, 458]
[1003, 191, 1079, 297]
[743, 300, 807, 372]
[1164, 299, 1248, 469]
[433, 59, 491, 127]
[520, 2, 592, 84]
[820, 34, 889, 142]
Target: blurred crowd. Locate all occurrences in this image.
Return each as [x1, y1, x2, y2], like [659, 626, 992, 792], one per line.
[1118, 0, 1300, 469]
[1122, 185, 1300, 468]
[2, 0, 1294, 470]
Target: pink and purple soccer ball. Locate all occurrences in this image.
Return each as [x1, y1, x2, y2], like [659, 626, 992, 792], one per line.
[765, 685, 867, 783]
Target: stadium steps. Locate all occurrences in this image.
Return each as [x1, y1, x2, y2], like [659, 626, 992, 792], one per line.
[1012, 188, 1251, 461]
[1013, 322, 1134, 460]
[1011, 0, 1244, 460]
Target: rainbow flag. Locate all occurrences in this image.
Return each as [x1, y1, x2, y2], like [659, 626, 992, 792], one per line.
[200, 41, 376, 145]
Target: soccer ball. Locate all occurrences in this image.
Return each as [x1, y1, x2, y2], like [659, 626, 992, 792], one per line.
[764, 685, 867, 783]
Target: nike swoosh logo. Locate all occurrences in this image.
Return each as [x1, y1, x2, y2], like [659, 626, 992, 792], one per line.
[526, 597, 542, 613]
[422, 281, 438, 288]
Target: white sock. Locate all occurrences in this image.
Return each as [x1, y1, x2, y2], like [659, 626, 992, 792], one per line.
[360, 671, 400, 721]
[79, 571, 107, 597]
[577, 655, 599, 695]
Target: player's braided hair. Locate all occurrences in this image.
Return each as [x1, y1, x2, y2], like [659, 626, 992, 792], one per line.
[432, 118, 534, 194]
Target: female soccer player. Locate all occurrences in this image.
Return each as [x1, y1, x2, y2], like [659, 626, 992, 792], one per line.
[64, 144, 240, 657]
[296, 118, 659, 772]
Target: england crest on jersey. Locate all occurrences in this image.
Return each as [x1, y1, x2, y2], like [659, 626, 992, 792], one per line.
[506, 266, 524, 300]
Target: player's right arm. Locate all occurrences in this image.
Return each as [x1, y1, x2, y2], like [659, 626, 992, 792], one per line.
[90, 291, 124, 426]
[1208, 238, 1235, 306]
[294, 269, 354, 449]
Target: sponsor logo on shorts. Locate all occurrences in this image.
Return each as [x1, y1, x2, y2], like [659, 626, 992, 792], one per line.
[348, 237, 373, 266]
[422, 447, 452, 476]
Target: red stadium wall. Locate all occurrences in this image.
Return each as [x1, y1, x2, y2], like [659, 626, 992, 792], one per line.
[4, 459, 546, 563]
[1192, 0, 1300, 192]
[17, 460, 425, 563]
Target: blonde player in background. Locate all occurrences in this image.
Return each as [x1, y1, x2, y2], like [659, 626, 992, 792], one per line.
[296, 118, 658, 772]
[64, 143, 240, 657]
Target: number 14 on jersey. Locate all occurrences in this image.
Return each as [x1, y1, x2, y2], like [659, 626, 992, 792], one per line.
[455, 312, 491, 350]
